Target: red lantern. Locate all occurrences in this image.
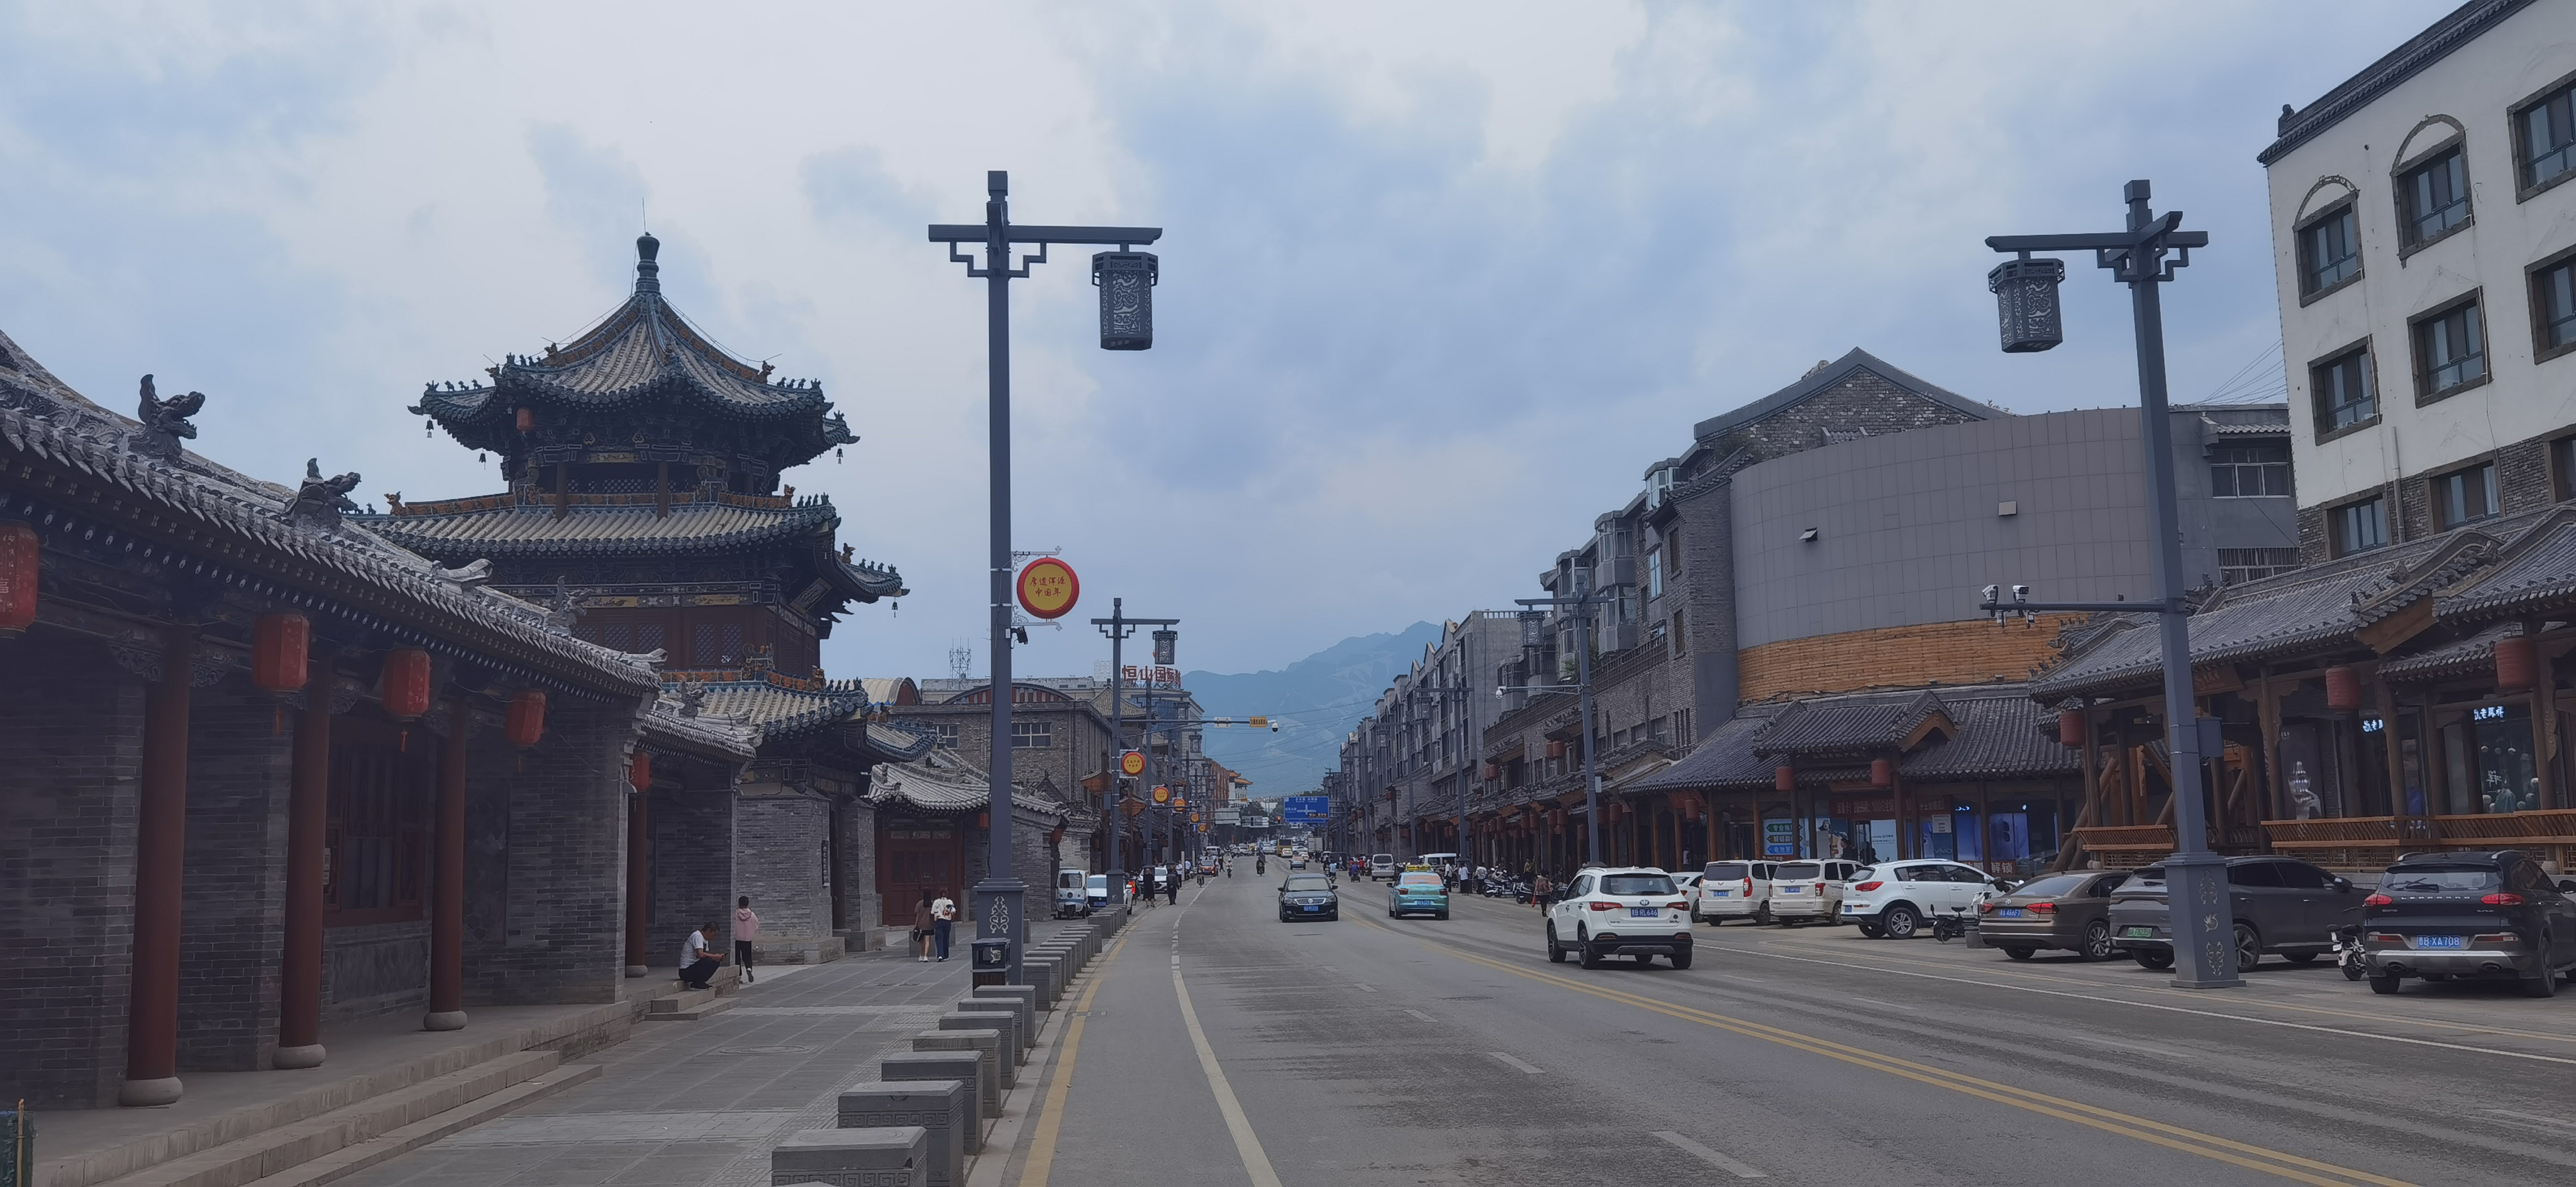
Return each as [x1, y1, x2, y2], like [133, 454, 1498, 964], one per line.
[1870, 758, 1894, 788]
[253, 614, 309, 693]
[2057, 709, 2085, 748]
[1545, 740, 1566, 760]
[0, 521, 35, 638]
[2323, 665, 2362, 713]
[505, 689, 547, 748]
[2495, 635, 2538, 691]
[1482, 762, 1500, 781]
[1774, 765, 1795, 792]
[1048, 826, 1065, 846]
[976, 811, 991, 829]
[514, 407, 534, 433]
[382, 649, 432, 720]
[628, 751, 652, 790]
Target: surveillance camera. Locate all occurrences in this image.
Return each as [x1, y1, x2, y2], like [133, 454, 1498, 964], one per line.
[2012, 585, 2030, 602]
[1981, 584, 1999, 604]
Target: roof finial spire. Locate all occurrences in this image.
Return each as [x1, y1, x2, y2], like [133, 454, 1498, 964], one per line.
[635, 231, 661, 294]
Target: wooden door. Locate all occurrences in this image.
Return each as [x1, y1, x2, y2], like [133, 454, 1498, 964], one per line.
[877, 822, 962, 926]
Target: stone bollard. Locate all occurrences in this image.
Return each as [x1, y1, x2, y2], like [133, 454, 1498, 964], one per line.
[963, 990, 1034, 1054]
[880, 1053, 984, 1149]
[839, 1081, 966, 1187]
[943, 1010, 1021, 1064]
[914, 1028, 1006, 1100]
[771, 1126, 925, 1187]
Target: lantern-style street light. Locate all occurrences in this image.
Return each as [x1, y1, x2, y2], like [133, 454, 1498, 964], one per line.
[1979, 179, 2239, 991]
[932, 173, 1161, 988]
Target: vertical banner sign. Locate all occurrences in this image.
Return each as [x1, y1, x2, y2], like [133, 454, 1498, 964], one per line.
[1016, 557, 1080, 619]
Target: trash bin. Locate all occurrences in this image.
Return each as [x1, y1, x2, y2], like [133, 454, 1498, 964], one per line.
[970, 937, 1009, 986]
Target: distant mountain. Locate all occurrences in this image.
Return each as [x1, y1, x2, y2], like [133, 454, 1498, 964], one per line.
[1189, 621, 1444, 797]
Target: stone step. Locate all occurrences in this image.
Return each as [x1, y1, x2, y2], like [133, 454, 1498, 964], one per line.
[246, 1063, 598, 1187]
[643, 966, 743, 1022]
[83, 1051, 583, 1187]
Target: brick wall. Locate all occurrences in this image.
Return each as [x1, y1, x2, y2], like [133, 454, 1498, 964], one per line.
[320, 919, 428, 1024]
[833, 797, 878, 949]
[175, 678, 290, 1070]
[2302, 431, 2560, 563]
[0, 632, 144, 1108]
[645, 785, 734, 970]
[735, 790, 837, 964]
[1736, 615, 2082, 703]
[460, 698, 633, 1005]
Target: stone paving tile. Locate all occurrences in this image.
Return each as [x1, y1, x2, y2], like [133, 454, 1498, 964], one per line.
[336, 922, 1089, 1187]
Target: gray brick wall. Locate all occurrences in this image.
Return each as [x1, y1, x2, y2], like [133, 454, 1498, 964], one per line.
[833, 797, 879, 949]
[175, 677, 290, 1071]
[0, 632, 144, 1108]
[645, 785, 735, 969]
[735, 791, 837, 964]
[462, 698, 633, 1004]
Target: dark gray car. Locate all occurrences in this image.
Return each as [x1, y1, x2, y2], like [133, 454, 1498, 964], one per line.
[2106, 856, 2363, 970]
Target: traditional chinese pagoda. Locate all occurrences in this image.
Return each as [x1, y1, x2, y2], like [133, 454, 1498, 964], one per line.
[361, 235, 934, 962]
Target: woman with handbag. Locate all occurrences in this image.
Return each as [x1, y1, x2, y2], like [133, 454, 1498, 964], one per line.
[913, 890, 936, 963]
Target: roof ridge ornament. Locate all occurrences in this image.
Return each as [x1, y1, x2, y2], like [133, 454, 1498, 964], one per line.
[129, 374, 204, 461]
[635, 233, 661, 294]
[282, 458, 361, 529]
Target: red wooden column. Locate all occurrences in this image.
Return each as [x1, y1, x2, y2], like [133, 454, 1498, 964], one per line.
[120, 627, 192, 1107]
[624, 789, 650, 977]
[274, 661, 333, 1068]
[425, 698, 469, 1030]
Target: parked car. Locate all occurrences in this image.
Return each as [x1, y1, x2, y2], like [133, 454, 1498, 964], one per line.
[1053, 868, 1091, 919]
[2107, 856, 2364, 970]
[1694, 859, 1779, 924]
[2359, 850, 2576, 996]
[1544, 866, 1693, 969]
[1765, 859, 1868, 925]
[1085, 873, 1109, 910]
[1840, 860, 2014, 939]
[1389, 871, 1451, 919]
[1278, 873, 1339, 922]
[1975, 870, 2130, 959]
[1369, 854, 1398, 881]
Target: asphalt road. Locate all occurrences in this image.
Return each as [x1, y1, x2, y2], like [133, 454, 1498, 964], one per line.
[1004, 870, 2576, 1187]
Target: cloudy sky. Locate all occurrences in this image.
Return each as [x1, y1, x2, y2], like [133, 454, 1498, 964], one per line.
[0, 1, 2438, 689]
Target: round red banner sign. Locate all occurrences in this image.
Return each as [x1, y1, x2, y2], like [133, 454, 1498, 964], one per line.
[1016, 556, 1080, 619]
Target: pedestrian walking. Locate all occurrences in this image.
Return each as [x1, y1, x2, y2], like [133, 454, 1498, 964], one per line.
[913, 890, 936, 963]
[1140, 866, 1158, 908]
[1531, 872, 1553, 914]
[677, 920, 725, 990]
[733, 895, 760, 984]
[932, 893, 957, 961]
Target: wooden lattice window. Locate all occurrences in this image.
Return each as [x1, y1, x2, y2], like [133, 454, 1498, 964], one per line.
[325, 716, 432, 926]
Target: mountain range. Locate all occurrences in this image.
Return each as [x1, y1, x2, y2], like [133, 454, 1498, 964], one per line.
[1187, 621, 1444, 797]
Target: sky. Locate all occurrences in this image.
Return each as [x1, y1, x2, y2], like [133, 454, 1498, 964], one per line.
[0, 0, 2445, 693]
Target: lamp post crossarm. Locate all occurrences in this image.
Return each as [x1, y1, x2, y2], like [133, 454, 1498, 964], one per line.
[1984, 220, 2205, 254]
[1979, 597, 2181, 615]
[928, 224, 1165, 246]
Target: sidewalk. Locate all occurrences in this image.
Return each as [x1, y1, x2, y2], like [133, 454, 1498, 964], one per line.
[331, 920, 1093, 1187]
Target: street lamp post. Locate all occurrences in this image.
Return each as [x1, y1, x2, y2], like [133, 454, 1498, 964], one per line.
[1092, 599, 1177, 910]
[1512, 569, 1626, 868]
[932, 172, 1160, 987]
[1981, 179, 2239, 990]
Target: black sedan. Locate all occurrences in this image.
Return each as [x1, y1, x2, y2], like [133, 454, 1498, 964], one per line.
[1278, 873, 1339, 922]
[2360, 850, 2576, 997]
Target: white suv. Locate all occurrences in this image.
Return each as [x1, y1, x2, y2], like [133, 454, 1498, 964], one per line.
[1544, 866, 1694, 969]
[1765, 858, 1868, 925]
[1694, 860, 1779, 924]
[1838, 860, 2013, 939]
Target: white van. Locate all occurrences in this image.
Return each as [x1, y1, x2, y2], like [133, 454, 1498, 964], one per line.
[1053, 868, 1091, 918]
[1694, 859, 1779, 924]
[1763, 858, 1868, 924]
[1369, 854, 1398, 881]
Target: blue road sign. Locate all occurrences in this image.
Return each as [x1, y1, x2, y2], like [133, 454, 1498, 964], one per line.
[1282, 795, 1330, 824]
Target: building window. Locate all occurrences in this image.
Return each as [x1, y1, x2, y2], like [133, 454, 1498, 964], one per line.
[2398, 145, 2470, 246]
[2219, 548, 2302, 586]
[2531, 253, 2576, 360]
[2311, 346, 2375, 434]
[2518, 77, 2576, 193]
[1669, 610, 1687, 657]
[2334, 497, 2388, 556]
[1012, 719, 1053, 749]
[692, 621, 745, 667]
[936, 723, 960, 749]
[325, 720, 429, 925]
[2209, 444, 2291, 497]
[1665, 528, 1680, 574]
[2434, 462, 2500, 527]
[1645, 548, 1664, 599]
[2296, 204, 2359, 296]
[2412, 297, 2486, 398]
[2555, 436, 2576, 502]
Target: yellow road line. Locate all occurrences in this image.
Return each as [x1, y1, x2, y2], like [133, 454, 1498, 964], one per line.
[1348, 916, 2409, 1187]
[1014, 927, 1131, 1187]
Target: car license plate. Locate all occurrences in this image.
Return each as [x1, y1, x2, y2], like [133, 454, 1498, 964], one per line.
[2121, 926, 2153, 939]
[2414, 935, 2466, 949]
[1782, 886, 1802, 894]
[1998, 908, 2025, 919]
[1301, 905, 1320, 912]
[1629, 906, 1660, 918]
[1710, 890, 1730, 897]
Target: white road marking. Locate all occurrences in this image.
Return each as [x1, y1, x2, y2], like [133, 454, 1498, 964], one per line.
[1353, 983, 1376, 993]
[2054, 1033, 2189, 1061]
[1845, 997, 1921, 1013]
[1174, 959, 1285, 1187]
[1487, 1051, 1542, 1074]
[1404, 1008, 1435, 1022]
[1651, 1130, 1765, 1178]
[2484, 1107, 2576, 1132]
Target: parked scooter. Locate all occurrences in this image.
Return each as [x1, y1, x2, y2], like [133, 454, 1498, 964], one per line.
[1931, 905, 1977, 942]
[2331, 925, 2368, 981]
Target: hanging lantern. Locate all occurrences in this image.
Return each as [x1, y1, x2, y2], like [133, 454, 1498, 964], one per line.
[2495, 635, 2538, 691]
[976, 811, 991, 829]
[1048, 826, 1065, 847]
[1545, 740, 1566, 760]
[1091, 251, 1158, 351]
[505, 688, 547, 748]
[2058, 708, 2085, 748]
[1152, 628, 1177, 666]
[2323, 665, 2362, 713]
[1987, 255, 2065, 353]
[1519, 610, 1548, 649]
[0, 521, 38, 638]
[252, 613, 310, 694]
[514, 407, 534, 433]
[1870, 758, 1894, 788]
[1482, 762, 1500, 781]
[628, 751, 653, 790]
[1774, 765, 1796, 792]
[382, 649, 432, 720]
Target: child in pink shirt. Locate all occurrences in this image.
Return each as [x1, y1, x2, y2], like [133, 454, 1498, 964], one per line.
[733, 896, 760, 983]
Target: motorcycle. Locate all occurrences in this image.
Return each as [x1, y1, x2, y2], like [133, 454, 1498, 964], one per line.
[2331, 925, 2368, 981]
[1930, 906, 1977, 942]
